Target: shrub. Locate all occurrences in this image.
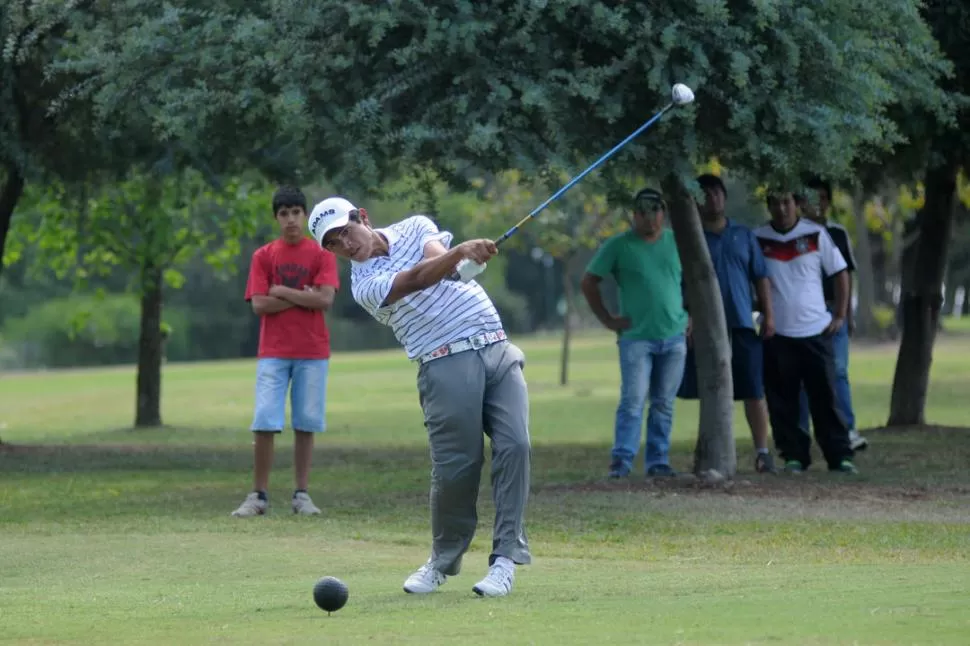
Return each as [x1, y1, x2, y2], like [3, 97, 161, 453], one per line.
[0, 293, 188, 369]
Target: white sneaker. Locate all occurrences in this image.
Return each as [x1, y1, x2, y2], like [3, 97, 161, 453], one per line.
[472, 557, 515, 597]
[231, 492, 267, 517]
[291, 491, 321, 515]
[403, 561, 447, 594]
[849, 430, 869, 451]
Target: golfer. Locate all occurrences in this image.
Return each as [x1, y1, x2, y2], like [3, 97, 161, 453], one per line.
[308, 197, 532, 598]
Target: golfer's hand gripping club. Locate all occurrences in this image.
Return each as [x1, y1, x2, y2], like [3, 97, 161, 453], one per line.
[453, 258, 487, 282]
[448, 239, 498, 283]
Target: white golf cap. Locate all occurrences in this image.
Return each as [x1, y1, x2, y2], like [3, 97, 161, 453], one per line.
[308, 196, 358, 244]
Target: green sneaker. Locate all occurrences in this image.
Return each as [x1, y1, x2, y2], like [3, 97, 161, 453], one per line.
[830, 460, 858, 475]
[784, 460, 804, 474]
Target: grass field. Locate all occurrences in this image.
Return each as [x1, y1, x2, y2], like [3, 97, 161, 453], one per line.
[2, 328, 969, 645]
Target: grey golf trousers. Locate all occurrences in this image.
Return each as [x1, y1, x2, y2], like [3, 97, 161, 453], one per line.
[416, 340, 532, 576]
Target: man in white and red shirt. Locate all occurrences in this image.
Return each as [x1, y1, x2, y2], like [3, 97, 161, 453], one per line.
[754, 191, 857, 475]
[232, 186, 340, 518]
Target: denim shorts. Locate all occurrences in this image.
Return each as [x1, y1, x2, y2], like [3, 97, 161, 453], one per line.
[250, 358, 329, 433]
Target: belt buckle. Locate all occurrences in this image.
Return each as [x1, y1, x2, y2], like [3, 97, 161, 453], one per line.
[469, 335, 486, 350]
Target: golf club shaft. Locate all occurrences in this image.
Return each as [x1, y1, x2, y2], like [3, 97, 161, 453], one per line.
[447, 100, 677, 282]
[494, 101, 675, 247]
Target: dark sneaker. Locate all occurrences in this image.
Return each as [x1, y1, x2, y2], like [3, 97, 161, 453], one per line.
[646, 464, 678, 477]
[755, 453, 777, 474]
[608, 461, 630, 479]
[849, 430, 869, 451]
[783, 460, 804, 475]
[830, 460, 858, 475]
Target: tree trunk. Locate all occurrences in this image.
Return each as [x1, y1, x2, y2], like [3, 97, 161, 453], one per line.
[850, 187, 878, 337]
[0, 167, 26, 279]
[887, 156, 958, 427]
[559, 259, 575, 386]
[135, 264, 165, 428]
[661, 173, 736, 478]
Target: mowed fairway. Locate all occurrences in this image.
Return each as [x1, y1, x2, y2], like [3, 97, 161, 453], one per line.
[2, 330, 970, 645]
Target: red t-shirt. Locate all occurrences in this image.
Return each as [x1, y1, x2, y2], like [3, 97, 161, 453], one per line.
[244, 238, 340, 359]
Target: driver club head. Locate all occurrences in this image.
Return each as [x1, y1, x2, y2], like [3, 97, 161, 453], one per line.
[671, 83, 695, 106]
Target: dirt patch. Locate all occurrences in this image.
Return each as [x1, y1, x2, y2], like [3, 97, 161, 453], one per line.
[536, 473, 970, 504]
[862, 424, 970, 435]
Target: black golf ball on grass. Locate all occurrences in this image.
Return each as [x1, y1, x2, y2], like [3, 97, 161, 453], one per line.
[313, 576, 349, 614]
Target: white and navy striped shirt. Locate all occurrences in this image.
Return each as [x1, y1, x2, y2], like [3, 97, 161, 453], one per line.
[350, 216, 505, 360]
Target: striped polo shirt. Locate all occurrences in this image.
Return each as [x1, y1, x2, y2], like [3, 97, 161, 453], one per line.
[350, 216, 505, 360]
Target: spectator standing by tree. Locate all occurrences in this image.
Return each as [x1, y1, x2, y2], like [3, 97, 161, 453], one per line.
[678, 175, 778, 473]
[581, 188, 689, 479]
[754, 191, 857, 475]
[232, 186, 340, 517]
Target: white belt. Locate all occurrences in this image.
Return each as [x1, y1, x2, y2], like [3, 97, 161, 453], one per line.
[418, 330, 508, 364]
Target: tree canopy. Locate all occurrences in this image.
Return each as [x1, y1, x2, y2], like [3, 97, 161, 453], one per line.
[32, 0, 955, 452]
[57, 0, 953, 198]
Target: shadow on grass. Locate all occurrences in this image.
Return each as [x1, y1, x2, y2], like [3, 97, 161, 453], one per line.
[2, 426, 969, 502]
[3, 435, 970, 534]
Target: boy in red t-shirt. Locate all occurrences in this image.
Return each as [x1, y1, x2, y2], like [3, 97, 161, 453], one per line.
[232, 186, 340, 517]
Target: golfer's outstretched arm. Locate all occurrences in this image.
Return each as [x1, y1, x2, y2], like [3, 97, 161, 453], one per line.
[380, 249, 462, 307]
[382, 239, 496, 306]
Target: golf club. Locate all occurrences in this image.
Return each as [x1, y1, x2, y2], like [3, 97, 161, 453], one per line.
[451, 83, 695, 282]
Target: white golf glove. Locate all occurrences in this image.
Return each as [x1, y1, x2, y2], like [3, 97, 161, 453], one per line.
[455, 258, 487, 283]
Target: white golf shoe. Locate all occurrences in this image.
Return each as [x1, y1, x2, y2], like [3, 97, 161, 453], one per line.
[472, 557, 515, 597]
[403, 561, 447, 594]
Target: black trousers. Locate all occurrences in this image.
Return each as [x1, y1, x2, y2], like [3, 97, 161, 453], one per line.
[763, 334, 853, 469]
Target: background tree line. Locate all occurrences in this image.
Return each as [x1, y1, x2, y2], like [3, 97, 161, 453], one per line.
[4, 170, 969, 365]
[2, 0, 968, 476]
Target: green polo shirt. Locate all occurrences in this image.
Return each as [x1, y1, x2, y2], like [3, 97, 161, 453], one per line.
[585, 228, 688, 341]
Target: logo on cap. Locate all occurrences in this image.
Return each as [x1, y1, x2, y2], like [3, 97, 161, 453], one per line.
[310, 209, 336, 237]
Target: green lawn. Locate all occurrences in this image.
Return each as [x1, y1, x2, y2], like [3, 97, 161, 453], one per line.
[1, 329, 969, 645]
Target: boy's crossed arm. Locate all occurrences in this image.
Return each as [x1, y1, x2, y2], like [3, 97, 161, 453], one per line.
[251, 285, 335, 316]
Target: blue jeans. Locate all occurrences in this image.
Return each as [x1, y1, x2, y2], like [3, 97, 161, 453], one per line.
[612, 335, 687, 474]
[799, 322, 855, 431]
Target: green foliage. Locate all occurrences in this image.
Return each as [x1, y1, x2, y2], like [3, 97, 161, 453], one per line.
[872, 303, 898, 334]
[367, 170, 480, 240]
[50, 1, 316, 183]
[1, 0, 92, 173]
[456, 168, 631, 336]
[0, 293, 188, 369]
[465, 170, 634, 267]
[922, 0, 970, 165]
[719, 172, 767, 228]
[53, 0, 954, 196]
[8, 170, 269, 292]
[851, 0, 970, 190]
[2, 185, 49, 268]
[464, 253, 532, 333]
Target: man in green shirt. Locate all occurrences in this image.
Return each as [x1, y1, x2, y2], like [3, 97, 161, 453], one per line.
[581, 188, 689, 478]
